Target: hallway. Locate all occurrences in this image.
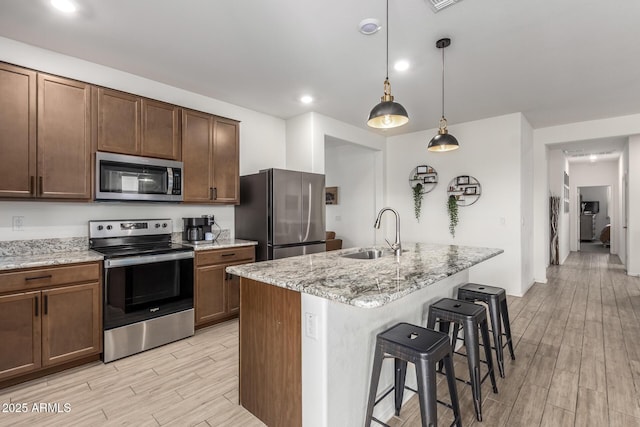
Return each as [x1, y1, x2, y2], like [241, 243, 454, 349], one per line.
[390, 251, 640, 426]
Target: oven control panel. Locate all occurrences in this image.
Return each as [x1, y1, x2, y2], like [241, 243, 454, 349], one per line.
[89, 219, 172, 239]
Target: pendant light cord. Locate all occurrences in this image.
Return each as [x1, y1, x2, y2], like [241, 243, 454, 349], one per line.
[385, 0, 389, 80]
[441, 45, 445, 119]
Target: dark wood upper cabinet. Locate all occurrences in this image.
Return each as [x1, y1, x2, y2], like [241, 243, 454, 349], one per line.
[0, 63, 36, 198]
[212, 117, 240, 203]
[96, 88, 181, 160]
[96, 88, 141, 156]
[37, 73, 92, 200]
[182, 109, 213, 203]
[141, 99, 181, 160]
[182, 109, 239, 204]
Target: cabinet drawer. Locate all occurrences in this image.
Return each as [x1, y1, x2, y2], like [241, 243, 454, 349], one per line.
[0, 262, 100, 294]
[196, 246, 255, 266]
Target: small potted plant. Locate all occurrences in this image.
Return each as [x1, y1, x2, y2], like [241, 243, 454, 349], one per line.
[412, 183, 424, 221]
[447, 195, 459, 238]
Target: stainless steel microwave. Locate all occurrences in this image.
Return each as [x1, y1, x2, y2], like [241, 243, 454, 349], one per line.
[95, 152, 183, 202]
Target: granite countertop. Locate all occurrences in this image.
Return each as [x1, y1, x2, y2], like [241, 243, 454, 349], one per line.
[226, 243, 503, 308]
[182, 238, 258, 251]
[0, 250, 104, 271]
[0, 238, 257, 271]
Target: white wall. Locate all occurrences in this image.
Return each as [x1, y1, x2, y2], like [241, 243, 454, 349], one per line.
[386, 113, 525, 296]
[628, 135, 640, 276]
[0, 37, 286, 241]
[579, 186, 610, 238]
[548, 149, 571, 263]
[324, 141, 377, 249]
[569, 161, 618, 253]
[520, 116, 535, 292]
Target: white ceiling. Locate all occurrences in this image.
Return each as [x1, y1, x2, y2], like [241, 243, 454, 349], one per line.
[1, 0, 639, 143]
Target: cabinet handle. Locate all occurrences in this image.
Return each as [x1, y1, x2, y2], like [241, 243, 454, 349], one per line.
[25, 274, 52, 281]
[30, 176, 35, 195]
[34, 296, 39, 317]
[38, 176, 43, 195]
[221, 253, 236, 257]
[212, 187, 218, 200]
[44, 295, 48, 315]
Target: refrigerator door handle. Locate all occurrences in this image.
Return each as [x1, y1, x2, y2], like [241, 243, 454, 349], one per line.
[303, 182, 312, 242]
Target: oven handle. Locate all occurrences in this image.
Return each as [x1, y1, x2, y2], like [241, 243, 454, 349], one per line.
[104, 251, 194, 268]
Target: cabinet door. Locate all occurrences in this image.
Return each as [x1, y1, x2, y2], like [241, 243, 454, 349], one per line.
[141, 99, 181, 160]
[195, 264, 226, 326]
[37, 74, 92, 199]
[182, 109, 214, 203]
[41, 282, 101, 367]
[0, 63, 36, 198]
[96, 88, 141, 155]
[212, 117, 240, 204]
[0, 291, 41, 380]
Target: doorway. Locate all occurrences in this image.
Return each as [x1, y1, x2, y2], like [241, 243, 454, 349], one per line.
[578, 185, 610, 254]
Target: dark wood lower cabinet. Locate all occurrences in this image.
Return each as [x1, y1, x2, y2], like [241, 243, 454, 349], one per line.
[42, 283, 101, 366]
[0, 263, 101, 385]
[239, 278, 301, 427]
[194, 246, 255, 328]
[0, 291, 41, 379]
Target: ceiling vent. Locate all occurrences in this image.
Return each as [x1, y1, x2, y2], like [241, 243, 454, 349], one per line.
[426, 0, 463, 12]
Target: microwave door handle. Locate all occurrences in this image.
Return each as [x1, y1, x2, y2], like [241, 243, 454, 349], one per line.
[166, 167, 173, 195]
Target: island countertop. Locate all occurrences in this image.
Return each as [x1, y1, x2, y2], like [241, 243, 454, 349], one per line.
[226, 242, 503, 308]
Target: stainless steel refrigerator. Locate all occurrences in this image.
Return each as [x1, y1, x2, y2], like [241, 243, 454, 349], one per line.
[235, 169, 326, 261]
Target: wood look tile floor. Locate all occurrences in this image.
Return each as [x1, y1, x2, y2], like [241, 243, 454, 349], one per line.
[1, 251, 639, 426]
[388, 251, 640, 427]
[0, 320, 265, 427]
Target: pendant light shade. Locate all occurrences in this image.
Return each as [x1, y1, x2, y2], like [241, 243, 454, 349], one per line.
[367, 0, 409, 129]
[428, 38, 459, 152]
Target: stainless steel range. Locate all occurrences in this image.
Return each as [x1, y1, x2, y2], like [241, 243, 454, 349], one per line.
[89, 219, 194, 363]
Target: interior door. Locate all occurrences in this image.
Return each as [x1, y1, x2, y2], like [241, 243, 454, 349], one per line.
[301, 172, 326, 243]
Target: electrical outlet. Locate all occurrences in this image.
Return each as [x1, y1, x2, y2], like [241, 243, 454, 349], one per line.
[305, 312, 318, 340]
[12, 216, 25, 231]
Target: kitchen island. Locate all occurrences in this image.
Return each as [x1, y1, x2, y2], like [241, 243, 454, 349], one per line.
[226, 243, 503, 427]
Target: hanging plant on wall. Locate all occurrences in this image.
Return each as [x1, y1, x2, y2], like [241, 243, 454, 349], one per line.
[412, 183, 424, 221]
[447, 195, 459, 238]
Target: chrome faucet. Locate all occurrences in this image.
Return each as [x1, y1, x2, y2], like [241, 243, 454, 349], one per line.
[374, 207, 402, 257]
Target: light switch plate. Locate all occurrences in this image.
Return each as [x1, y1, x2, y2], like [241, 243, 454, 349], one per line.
[304, 312, 318, 340]
[12, 216, 24, 231]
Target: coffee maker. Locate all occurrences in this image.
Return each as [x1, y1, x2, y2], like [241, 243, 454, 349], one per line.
[182, 215, 215, 243]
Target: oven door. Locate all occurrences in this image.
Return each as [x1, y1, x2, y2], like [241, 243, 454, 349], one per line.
[103, 251, 194, 330]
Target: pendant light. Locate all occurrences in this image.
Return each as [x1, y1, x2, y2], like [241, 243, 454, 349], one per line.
[367, 0, 409, 129]
[428, 38, 459, 152]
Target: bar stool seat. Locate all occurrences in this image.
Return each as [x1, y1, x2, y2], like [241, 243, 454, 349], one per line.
[365, 322, 462, 427]
[427, 298, 498, 422]
[457, 283, 515, 378]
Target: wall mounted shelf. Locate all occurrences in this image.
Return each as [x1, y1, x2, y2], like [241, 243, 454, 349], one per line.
[409, 165, 438, 194]
[447, 175, 481, 206]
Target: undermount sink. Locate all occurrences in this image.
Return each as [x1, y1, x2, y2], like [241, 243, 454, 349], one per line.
[341, 249, 386, 260]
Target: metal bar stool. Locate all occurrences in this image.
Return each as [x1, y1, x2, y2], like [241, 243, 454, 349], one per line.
[427, 298, 498, 422]
[457, 283, 515, 378]
[365, 322, 462, 427]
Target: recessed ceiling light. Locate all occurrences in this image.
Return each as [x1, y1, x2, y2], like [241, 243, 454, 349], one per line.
[300, 95, 313, 104]
[394, 60, 410, 71]
[51, 0, 77, 13]
[359, 18, 381, 35]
